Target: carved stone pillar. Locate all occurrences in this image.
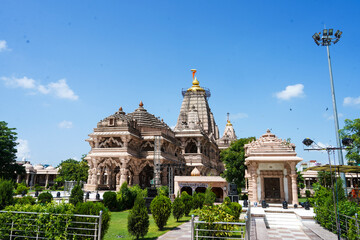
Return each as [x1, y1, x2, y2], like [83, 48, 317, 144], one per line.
[95, 137, 99, 148]
[289, 162, 298, 205]
[119, 158, 130, 187]
[290, 174, 298, 205]
[26, 174, 30, 186]
[133, 174, 140, 185]
[45, 174, 49, 187]
[196, 139, 201, 154]
[252, 173, 258, 203]
[162, 167, 168, 186]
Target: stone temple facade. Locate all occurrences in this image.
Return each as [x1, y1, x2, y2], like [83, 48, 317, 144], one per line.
[244, 130, 303, 204]
[84, 70, 232, 192]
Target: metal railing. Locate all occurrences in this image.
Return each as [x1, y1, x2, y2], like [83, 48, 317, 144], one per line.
[315, 207, 360, 239]
[191, 202, 251, 240]
[0, 210, 103, 240]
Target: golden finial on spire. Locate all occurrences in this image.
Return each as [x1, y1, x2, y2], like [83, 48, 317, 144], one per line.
[187, 69, 205, 92]
[226, 112, 232, 126]
[139, 101, 144, 107]
[119, 107, 123, 111]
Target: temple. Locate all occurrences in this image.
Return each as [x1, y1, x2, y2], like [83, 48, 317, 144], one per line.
[244, 129, 303, 204]
[84, 70, 231, 192]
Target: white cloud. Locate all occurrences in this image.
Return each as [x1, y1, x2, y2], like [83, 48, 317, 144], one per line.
[58, 120, 73, 129]
[275, 84, 305, 100]
[230, 113, 248, 120]
[16, 139, 30, 160]
[1, 76, 36, 89]
[344, 96, 360, 106]
[324, 113, 343, 120]
[0, 40, 10, 52]
[1, 76, 79, 100]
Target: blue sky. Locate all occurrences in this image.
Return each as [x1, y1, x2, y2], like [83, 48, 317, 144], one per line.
[1, 1, 359, 167]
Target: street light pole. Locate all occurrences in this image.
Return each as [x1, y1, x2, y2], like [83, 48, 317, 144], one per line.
[312, 29, 347, 192]
[326, 44, 347, 191]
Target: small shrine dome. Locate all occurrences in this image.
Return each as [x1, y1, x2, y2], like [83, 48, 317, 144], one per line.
[191, 167, 201, 176]
[34, 164, 44, 170]
[23, 163, 34, 171]
[45, 166, 55, 170]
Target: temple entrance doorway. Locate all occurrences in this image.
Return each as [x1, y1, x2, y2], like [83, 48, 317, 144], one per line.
[181, 186, 193, 195]
[195, 187, 206, 193]
[139, 165, 153, 188]
[264, 178, 281, 202]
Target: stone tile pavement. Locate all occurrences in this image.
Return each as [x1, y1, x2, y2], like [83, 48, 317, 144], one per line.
[157, 221, 192, 240]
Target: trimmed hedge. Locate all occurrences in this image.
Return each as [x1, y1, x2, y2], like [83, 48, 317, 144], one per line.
[0, 179, 14, 209]
[150, 195, 172, 230]
[181, 191, 193, 216]
[37, 192, 53, 204]
[172, 195, 185, 221]
[128, 195, 149, 239]
[103, 191, 118, 211]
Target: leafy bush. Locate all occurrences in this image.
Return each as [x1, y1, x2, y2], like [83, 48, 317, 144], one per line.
[34, 184, 43, 192]
[37, 192, 53, 204]
[103, 191, 118, 211]
[193, 192, 205, 209]
[312, 178, 360, 239]
[305, 190, 311, 198]
[203, 187, 216, 206]
[75, 201, 111, 239]
[0, 203, 74, 239]
[69, 185, 83, 206]
[15, 182, 28, 195]
[150, 195, 172, 230]
[128, 195, 149, 239]
[196, 204, 236, 238]
[117, 182, 136, 210]
[172, 195, 185, 221]
[181, 191, 193, 216]
[157, 186, 169, 197]
[15, 196, 36, 205]
[0, 179, 14, 209]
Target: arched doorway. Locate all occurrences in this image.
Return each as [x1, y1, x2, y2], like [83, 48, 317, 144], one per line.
[211, 187, 224, 202]
[195, 187, 206, 193]
[181, 186, 192, 196]
[139, 165, 153, 188]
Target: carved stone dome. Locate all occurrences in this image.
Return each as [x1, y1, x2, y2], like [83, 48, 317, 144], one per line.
[191, 167, 201, 176]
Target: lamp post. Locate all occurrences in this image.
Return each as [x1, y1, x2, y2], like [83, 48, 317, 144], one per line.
[302, 138, 353, 240]
[312, 29, 347, 192]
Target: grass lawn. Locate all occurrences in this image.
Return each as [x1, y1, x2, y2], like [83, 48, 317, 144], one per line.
[104, 210, 193, 240]
[298, 197, 308, 203]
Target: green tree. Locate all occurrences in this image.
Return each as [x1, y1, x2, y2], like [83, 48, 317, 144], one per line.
[56, 158, 89, 183]
[340, 118, 360, 165]
[172, 195, 185, 221]
[180, 191, 193, 216]
[69, 185, 84, 206]
[0, 121, 25, 180]
[317, 171, 335, 188]
[128, 195, 149, 239]
[297, 169, 305, 196]
[220, 137, 256, 189]
[0, 179, 14, 209]
[150, 195, 171, 230]
[203, 187, 216, 206]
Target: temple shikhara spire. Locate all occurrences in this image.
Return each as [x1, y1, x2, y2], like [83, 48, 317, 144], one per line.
[216, 113, 237, 149]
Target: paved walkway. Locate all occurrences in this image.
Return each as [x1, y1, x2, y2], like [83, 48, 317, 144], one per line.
[266, 212, 318, 240]
[157, 221, 192, 240]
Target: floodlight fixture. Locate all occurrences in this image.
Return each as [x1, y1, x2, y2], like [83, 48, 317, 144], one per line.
[302, 138, 314, 147]
[329, 29, 333, 35]
[323, 29, 328, 36]
[342, 138, 353, 147]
